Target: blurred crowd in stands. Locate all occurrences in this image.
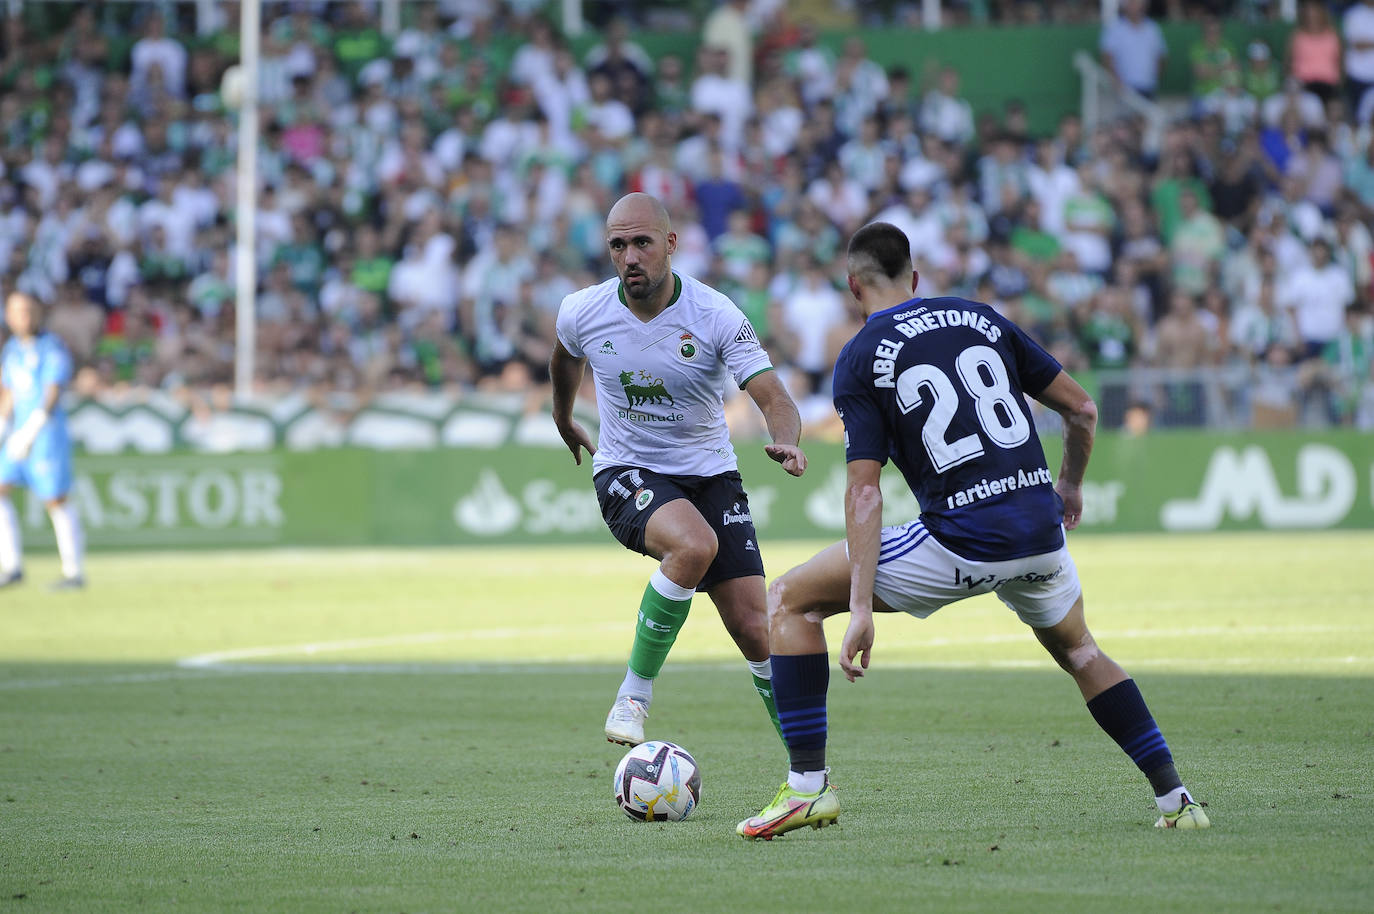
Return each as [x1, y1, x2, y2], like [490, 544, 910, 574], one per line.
[0, 0, 1371, 432]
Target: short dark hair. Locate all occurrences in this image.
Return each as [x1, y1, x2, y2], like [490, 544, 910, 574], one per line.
[848, 222, 911, 283]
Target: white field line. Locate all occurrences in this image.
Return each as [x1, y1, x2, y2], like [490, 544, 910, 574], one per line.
[175, 622, 625, 669]
[0, 663, 632, 691]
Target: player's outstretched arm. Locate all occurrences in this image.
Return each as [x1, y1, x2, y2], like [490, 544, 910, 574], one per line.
[1033, 370, 1098, 531]
[549, 340, 596, 466]
[743, 370, 807, 477]
[839, 458, 883, 682]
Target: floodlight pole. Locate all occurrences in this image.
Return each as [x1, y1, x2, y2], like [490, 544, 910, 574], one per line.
[921, 0, 941, 29]
[382, 0, 400, 35]
[234, 0, 261, 402]
[562, 0, 583, 37]
[196, 0, 216, 36]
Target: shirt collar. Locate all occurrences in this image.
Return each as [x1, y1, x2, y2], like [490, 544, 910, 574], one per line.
[617, 271, 682, 309]
[868, 297, 923, 323]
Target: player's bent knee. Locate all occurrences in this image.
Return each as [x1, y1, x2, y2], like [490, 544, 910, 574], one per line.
[769, 574, 802, 623]
[671, 532, 718, 578]
[690, 532, 720, 567]
[738, 611, 769, 648]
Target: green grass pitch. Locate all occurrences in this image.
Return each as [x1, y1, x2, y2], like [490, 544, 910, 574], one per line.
[2, 533, 1373, 913]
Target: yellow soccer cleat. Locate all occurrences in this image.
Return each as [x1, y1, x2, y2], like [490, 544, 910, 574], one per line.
[737, 781, 840, 840]
[1154, 793, 1210, 829]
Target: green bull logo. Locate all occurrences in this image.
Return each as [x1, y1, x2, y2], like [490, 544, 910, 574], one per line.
[618, 370, 676, 408]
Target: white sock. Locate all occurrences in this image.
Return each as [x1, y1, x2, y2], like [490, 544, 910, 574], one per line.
[0, 496, 21, 575]
[1155, 785, 1190, 814]
[748, 658, 772, 680]
[649, 568, 696, 602]
[788, 770, 827, 794]
[48, 502, 85, 581]
[617, 667, 653, 703]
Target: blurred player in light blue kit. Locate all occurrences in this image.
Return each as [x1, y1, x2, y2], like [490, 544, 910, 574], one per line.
[0, 291, 85, 589]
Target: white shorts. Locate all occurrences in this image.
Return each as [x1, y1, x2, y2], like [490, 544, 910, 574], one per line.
[869, 520, 1081, 629]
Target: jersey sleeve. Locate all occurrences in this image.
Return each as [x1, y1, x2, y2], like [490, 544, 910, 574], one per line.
[554, 294, 585, 358]
[717, 306, 773, 389]
[38, 338, 73, 389]
[831, 340, 889, 465]
[1000, 316, 1062, 397]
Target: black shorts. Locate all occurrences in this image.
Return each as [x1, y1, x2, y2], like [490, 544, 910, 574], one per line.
[593, 466, 766, 591]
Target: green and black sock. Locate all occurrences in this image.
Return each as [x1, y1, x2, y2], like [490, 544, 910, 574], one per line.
[618, 569, 695, 701]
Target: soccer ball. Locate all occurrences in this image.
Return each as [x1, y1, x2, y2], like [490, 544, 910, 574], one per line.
[613, 741, 701, 822]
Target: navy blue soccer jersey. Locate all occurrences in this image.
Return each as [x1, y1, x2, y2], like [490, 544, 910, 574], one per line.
[832, 296, 1065, 561]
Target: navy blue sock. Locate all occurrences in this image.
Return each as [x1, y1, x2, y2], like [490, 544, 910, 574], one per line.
[1086, 679, 1181, 796]
[770, 653, 829, 773]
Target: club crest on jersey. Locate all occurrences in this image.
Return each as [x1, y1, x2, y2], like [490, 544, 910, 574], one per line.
[618, 370, 676, 407]
[635, 488, 654, 511]
[678, 332, 698, 361]
[599, 339, 617, 354]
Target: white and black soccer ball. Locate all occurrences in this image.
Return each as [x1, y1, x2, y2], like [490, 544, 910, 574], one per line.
[613, 741, 701, 822]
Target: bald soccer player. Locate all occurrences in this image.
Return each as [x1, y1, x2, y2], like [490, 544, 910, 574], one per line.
[550, 193, 808, 747]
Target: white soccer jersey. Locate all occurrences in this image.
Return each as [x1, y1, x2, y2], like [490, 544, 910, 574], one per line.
[556, 272, 772, 477]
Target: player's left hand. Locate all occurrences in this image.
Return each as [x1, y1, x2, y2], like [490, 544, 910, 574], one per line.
[764, 443, 807, 477]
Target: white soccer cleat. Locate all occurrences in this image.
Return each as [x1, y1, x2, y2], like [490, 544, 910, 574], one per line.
[604, 696, 648, 746]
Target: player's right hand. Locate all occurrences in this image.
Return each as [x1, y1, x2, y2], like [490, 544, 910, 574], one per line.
[839, 612, 874, 682]
[5, 427, 35, 462]
[764, 443, 807, 477]
[556, 421, 596, 466]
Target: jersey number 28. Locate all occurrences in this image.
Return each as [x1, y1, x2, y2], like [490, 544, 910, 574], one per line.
[895, 345, 1030, 472]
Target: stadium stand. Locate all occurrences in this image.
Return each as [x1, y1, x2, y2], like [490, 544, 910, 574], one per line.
[0, 0, 1371, 434]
